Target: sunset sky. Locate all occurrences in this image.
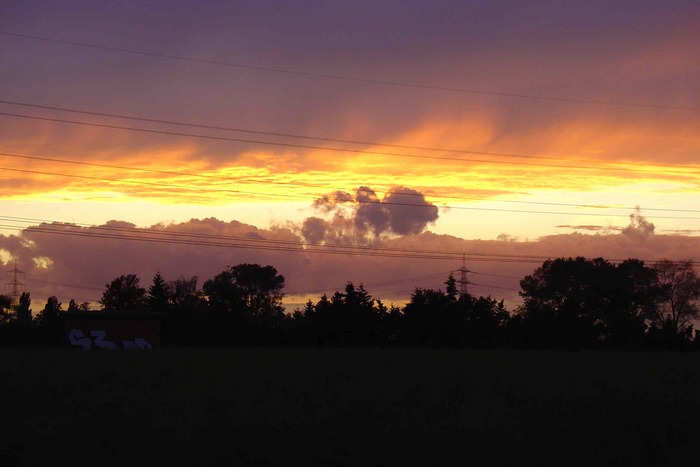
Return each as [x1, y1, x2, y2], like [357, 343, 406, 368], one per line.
[1, 1, 698, 309]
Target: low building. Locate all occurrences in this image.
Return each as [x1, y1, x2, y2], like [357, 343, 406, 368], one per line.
[64, 312, 163, 350]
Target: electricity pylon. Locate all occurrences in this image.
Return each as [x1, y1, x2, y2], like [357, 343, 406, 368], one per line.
[6, 261, 25, 303]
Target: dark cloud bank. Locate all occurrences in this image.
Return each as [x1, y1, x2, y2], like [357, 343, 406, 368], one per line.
[0, 198, 696, 309]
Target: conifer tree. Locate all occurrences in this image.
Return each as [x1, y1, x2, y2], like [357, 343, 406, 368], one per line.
[148, 271, 170, 312]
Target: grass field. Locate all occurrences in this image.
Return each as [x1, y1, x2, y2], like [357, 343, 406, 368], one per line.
[1, 348, 699, 466]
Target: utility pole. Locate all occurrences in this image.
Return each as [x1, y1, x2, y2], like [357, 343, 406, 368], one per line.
[458, 253, 470, 295]
[6, 261, 25, 303]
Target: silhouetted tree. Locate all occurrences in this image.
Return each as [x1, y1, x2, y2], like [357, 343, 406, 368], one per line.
[100, 274, 147, 311]
[333, 282, 384, 345]
[384, 304, 404, 345]
[67, 299, 91, 313]
[162, 276, 207, 346]
[298, 283, 389, 346]
[402, 287, 456, 346]
[34, 296, 62, 327]
[203, 264, 285, 344]
[518, 257, 663, 349]
[0, 294, 19, 346]
[306, 294, 332, 345]
[600, 259, 660, 348]
[401, 280, 510, 348]
[445, 273, 459, 301]
[300, 299, 315, 319]
[0, 294, 13, 325]
[31, 296, 65, 345]
[460, 294, 510, 347]
[168, 276, 204, 309]
[147, 271, 170, 312]
[651, 259, 700, 335]
[67, 299, 79, 313]
[205, 264, 284, 319]
[288, 300, 316, 345]
[519, 257, 601, 348]
[16, 292, 32, 327]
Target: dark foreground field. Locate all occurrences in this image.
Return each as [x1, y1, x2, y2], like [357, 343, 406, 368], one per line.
[1, 348, 699, 466]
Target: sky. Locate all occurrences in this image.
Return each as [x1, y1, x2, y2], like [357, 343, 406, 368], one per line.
[0, 0, 699, 310]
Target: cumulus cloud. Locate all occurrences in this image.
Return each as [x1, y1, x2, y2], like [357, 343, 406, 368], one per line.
[383, 187, 439, 235]
[354, 187, 390, 237]
[622, 206, 655, 240]
[301, 217, 327, 245]
[312, 191, 354, 213]
[556, 207, 656, 240]
[304, 186, 439, 244]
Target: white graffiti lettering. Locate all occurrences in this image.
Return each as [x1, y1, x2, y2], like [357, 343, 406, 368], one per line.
[90, 330, 118, 350]
[68, 329, 92, 350]
[68, 329, 153, 350]
[122, 338, 153, 350]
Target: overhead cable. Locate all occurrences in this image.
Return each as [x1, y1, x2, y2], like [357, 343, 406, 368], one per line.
[1, 31, 697, 112]
[1, 112, 698, 177]
[2, 150, 700, 214]
[3, 99, 700, 172]
[1, 164, 698, 220]
[1, 215, 698, 266]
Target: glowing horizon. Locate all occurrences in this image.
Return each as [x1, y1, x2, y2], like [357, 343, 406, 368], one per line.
[1, 1, 699, 308]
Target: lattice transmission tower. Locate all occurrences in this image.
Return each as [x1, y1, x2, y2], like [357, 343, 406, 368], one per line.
[458, 254, 470, 295]
[6, 261, 25, 303]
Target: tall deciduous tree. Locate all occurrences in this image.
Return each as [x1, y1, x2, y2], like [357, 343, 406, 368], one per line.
[0, 294, 14, 324]
[518, 257, 661, 349]
[652, 259, 700, 333]
[100, 274, 147, 311]
[203, 263, 285, 325]
[16, 292, 32, 327]
[34, 296, 62, 327]
[168, 276, 204, 310]
[32, 296, 65, 345]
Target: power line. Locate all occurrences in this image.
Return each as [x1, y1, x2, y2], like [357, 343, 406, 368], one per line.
[0, 99, 571, 162]
[1, 164, 699, 220]
[5, 261, 25, 302]
[2, 216, 696, 303]
[3, 150, 700, 215]
[0, 215, 537, 261]
[284, 271, 454, 296]
[0, 165, 301, 201]
[1, 31, 698, 112]
[0, 217, 467, 260]
[2, 112, 699, 178]
[362, 271, 456, 288]
[0, 217, 565, 264]
[2, 215, 698, 267]
[3, 99, 700, 173]
[29, 278, 104, 292]
[468, 281, 520, 292]
[3, 223, 514, 262]
[5, 222, 524, 299]
[467, 270, 525, 280]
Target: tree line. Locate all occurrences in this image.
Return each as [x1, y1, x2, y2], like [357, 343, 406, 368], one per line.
[1, 257, 698, 350]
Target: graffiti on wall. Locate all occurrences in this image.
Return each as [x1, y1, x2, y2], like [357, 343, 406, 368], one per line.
[68, 329, 153, 350]
[65, 317, 159, 350]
